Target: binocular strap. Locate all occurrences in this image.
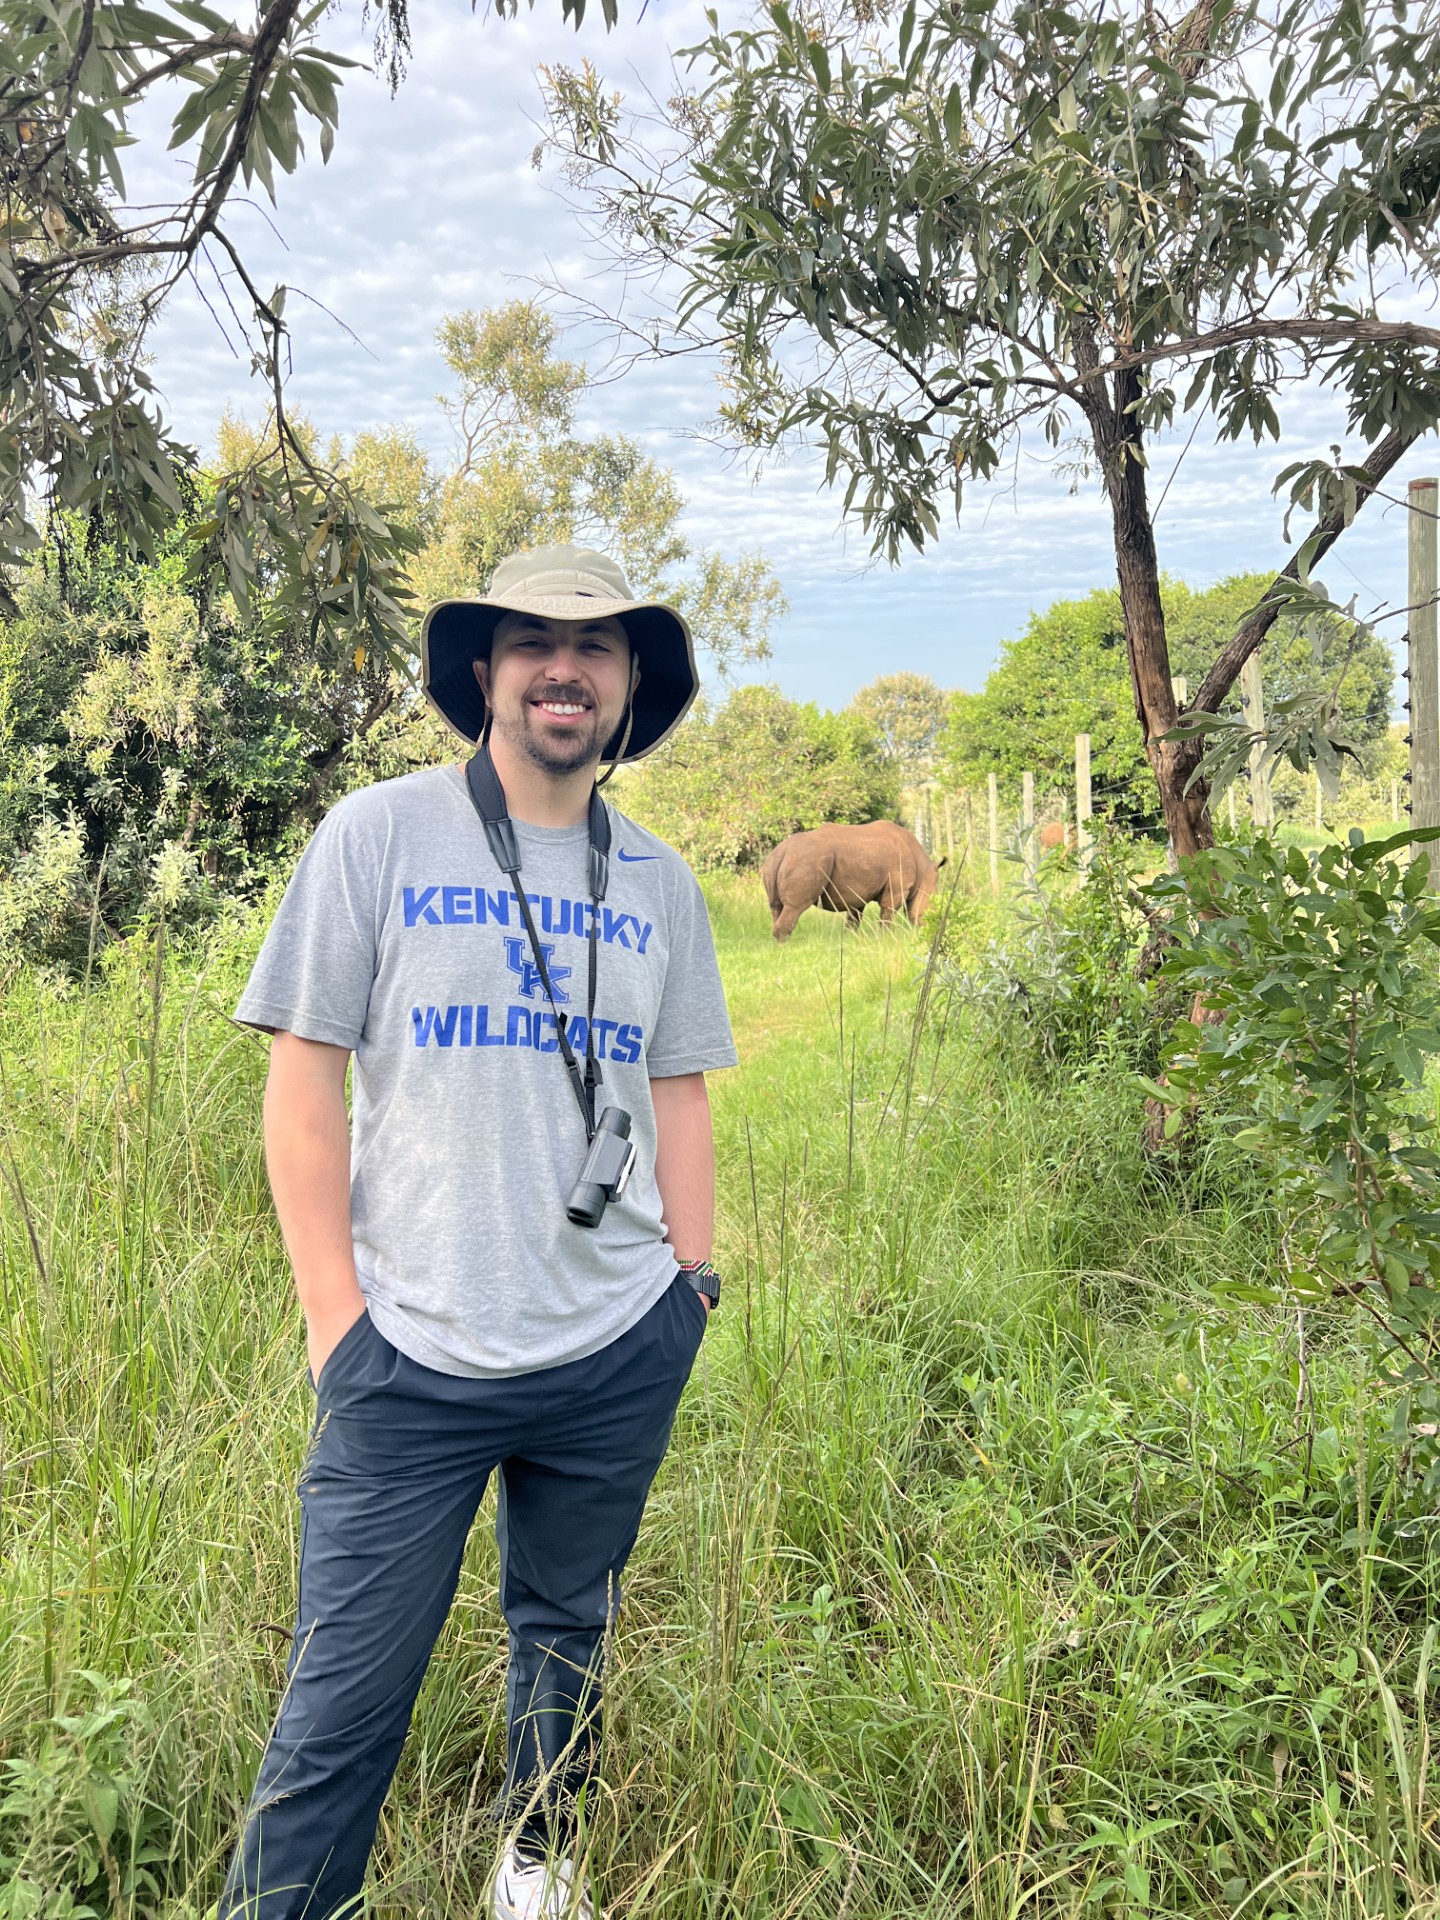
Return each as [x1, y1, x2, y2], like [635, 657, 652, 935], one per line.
[463, 747, 611, 1142]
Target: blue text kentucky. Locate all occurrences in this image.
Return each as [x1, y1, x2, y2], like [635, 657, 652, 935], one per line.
[401, 885, 653, 953]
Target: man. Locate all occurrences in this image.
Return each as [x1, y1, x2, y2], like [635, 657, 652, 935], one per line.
[221, 545, 735, 1920]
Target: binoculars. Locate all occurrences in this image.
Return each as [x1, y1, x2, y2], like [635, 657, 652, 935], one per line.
[567, 1106, 637, 1229]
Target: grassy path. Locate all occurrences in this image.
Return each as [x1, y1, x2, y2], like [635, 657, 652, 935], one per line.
[704, 878, 913, 1058]
[0, 890, 1435, 1917]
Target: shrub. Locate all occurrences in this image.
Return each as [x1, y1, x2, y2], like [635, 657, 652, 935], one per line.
[0, 1672, 176, 1919]
[938, 830, 1178, 1077]
[1151, 829, 1440, 1479]
[0, 542, 395, 968]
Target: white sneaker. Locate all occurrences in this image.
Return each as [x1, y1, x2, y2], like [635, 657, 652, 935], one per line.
[490, 1842, 594, 1920]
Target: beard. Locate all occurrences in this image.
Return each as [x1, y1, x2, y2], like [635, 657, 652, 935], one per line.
[493, 689, 611, 775]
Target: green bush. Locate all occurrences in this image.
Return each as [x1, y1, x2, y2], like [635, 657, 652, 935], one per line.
[1150, 829, 1440, 1481]
[0, 528, 454, 969]
[0, 1673, 177, 1920]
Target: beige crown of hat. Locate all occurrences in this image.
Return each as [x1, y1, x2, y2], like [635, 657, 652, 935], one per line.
[420, 543, 700, 762]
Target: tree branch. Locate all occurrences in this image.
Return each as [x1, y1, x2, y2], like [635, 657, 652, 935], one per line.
[188, 0, 304, 245]
[1098, 315, 1440, 382]
[1192, 423, 1419, 715]
[910, 311, 1440, 407]
[14, 0, 301, 291]
[119, 29, 258, 98]
[826, 308, 1070, 420]
[304, 682, 399, 792]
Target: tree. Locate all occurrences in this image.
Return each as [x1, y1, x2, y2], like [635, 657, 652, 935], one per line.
[542, 0, 1440, 856]
[1166, 576, 1393, 746]
[615, 684, 896, 870]
[941, 573, 1394, 825]
[0, 0, 614, 661]
[943, 591, 1153, 823]
[413, 303, 785, 673]
[849, 672, 947, 787]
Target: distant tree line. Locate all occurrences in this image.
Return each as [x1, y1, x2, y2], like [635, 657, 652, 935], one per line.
[942, 574, 1396, 829]
[3, 283, 1399, 980]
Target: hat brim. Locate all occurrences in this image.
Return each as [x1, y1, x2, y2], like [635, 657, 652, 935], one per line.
[420, 592, 699, 762]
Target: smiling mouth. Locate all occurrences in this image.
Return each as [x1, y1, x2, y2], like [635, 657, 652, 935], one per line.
[531, 697, 592, 719]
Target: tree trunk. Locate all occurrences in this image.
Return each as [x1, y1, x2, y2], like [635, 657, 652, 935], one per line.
[1080, 353, 1214, 858]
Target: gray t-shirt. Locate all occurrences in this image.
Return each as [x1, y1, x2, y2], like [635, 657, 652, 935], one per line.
[235, 764, 737, 1378]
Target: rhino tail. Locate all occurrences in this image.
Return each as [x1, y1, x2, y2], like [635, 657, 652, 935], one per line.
[762, 850, 784, 916]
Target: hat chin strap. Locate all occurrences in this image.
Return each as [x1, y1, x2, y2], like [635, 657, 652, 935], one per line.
[596, 697, 634, 789]
[596, 660, 640, 789]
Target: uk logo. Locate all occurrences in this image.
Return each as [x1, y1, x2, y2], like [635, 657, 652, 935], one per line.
[504, 935, 571, 1002]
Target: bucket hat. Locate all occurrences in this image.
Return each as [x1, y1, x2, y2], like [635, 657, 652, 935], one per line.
[420, 544, 699, 763]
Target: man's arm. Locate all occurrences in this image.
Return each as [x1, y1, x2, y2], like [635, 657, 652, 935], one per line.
[650, 1072, 715, 1307]
[265, 1030, 367, 1380]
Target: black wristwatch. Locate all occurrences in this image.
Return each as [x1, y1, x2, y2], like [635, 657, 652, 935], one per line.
[677, 1257, 721, 1309]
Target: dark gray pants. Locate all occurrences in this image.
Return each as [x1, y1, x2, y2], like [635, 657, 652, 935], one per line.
[220, 1274, 706, 1920]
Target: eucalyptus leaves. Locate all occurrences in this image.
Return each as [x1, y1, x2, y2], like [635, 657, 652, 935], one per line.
[0, 0, 611, 660]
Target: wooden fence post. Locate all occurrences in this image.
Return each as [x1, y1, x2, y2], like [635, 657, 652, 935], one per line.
[1239, 653, 1274, 829]
[1410, 476, 1440, 870]
[1393, 780, 1401, 824]
[1171, 674, 1188, 711]
[1022, 770, 1037, 879]
[1075, 733, 1093, 872]
[987, 772, 1000, 897]
[944, 794, 955, 863]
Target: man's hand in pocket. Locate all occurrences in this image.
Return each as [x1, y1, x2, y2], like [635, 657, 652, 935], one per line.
[307, 1294, 367, 1384]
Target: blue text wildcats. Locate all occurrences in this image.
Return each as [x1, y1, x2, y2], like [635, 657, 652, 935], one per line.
[411, 1004, 644, 1063]
[402, 886, 653, 953]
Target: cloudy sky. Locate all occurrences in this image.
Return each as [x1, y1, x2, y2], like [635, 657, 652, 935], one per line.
[137, 0, 1436, 707]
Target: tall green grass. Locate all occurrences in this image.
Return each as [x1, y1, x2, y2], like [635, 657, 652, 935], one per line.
[1, 879, 1437, 1917]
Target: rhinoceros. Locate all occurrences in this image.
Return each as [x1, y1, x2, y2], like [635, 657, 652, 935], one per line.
[761, 821, 946, 942]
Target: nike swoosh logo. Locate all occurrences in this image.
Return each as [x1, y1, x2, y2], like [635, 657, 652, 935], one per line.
[617, 847, 660, 862]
